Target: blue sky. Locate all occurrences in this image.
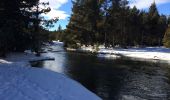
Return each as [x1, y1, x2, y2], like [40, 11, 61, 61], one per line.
[157, 3, 170, 15]
[52, 0, 72, 30]
[44, 0, 170, 31]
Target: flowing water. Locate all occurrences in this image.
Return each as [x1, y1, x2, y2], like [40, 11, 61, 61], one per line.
[32, 45, 170, 100]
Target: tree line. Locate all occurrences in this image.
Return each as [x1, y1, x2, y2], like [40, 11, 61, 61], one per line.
[0, 0, 57, 56]
[62, 0, 170, 48]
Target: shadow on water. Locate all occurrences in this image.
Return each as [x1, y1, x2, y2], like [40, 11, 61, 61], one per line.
[31, 47, 170, 100]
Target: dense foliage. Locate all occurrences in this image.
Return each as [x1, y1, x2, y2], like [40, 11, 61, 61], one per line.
[65, 0, 168, 48]
[49, 25, 65, 41]
[0, 0, 57, 56]
[163, 26, 170, 48]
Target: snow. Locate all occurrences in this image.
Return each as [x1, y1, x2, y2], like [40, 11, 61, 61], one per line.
[98, 47, 170, 61]
[0, 53, 101, 100]
[80, 46, 170, 62]
[52, 40, 64, 46]
[98, 54, 121, 59]
[5, 52, 55, 63]
[79, 45, 96, 52]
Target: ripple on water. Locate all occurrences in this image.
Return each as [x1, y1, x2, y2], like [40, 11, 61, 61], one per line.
[118, 67, 170, 100]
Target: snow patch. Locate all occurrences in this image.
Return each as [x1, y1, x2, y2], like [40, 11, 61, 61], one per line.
[0, 52, 101, 100]
[4, 52, 55, 63]
[0, 65, 101, 100]
[52, 40, 64, 46]
[98, 47, 170, 61]
[80, 46, 170, 61]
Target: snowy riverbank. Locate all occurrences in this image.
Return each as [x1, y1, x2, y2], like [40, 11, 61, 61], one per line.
[79, 46, 170, 62]
[0, 52, 101, 100]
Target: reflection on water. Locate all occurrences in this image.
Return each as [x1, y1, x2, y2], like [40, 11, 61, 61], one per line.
[32, 46, 170, 100]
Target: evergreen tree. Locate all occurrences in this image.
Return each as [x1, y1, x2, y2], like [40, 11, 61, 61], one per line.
[139, 11, 149, 46]
[65, 0, 168, 48]
[163, 26, 170, 48]
[99, 0, 108, 46]
[65, 0, 101, 48]
[65, 0, 84, 48]
[128, 6, 140, 46]
[148, 1, 160, 45]
[50, 25, 63, 41]
[83, 0, 101, 44]
[0, 0, 39, 55]
[167, 16, 170, 25]
[107, 0, 129, 47]
[0, 0, 57, 56]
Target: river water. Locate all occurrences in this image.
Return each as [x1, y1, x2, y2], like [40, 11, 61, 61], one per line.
[32, 45, 170, 100]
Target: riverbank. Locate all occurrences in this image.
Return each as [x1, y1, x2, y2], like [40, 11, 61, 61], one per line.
[98, 47, 170, 62]
[68, 46, 170, 62]
[0, 52, 101, 100]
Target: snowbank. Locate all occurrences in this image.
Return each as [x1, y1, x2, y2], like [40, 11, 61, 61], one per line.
[98, 47, 170, 61]
[79, 45, 97, 52]
[5, 52, 55, 63]
[80, 46, 170, 62]
[52, 40, 64, 46]
[98, 54, 121, 59]
[0, 53, 101, 100]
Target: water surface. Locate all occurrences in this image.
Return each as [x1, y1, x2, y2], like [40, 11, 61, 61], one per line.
[32, 45, 170, 100]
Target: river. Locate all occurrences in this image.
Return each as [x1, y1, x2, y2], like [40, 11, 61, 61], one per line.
[31, 45, 170, 100]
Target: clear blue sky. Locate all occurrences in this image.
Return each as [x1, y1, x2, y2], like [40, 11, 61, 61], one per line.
[51, 0, 170, 31]
[157, 3, 170, 15]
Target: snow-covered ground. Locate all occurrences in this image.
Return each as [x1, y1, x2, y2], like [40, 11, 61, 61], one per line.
[5, 52, 55, 62]
[0, 52, 101, 100]
[80, 46, 170, 62]
[52, 40, 64, 46]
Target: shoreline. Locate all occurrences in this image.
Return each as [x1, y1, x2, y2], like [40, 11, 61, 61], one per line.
[0, 52, 101, 100]
[66, 46, 170, 63]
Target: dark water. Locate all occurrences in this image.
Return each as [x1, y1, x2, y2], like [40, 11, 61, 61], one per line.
[32, 45, 170, 100]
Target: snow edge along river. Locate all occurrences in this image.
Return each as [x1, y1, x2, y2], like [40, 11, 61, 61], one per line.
[76, 46, 170, 63]
[0, 52, 101, 100]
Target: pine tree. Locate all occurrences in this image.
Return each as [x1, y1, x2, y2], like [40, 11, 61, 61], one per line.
[65, 0, 168, 48]
[167, 16, 170, 25]
[107, 0, 129, 47]
[98, 0, 112, 46]
[0, 0, 38, 54]
[139, 11, 149, 46]
[64, 0, 84, 48]
[128, 6, 140, 46]
[163, 26, 170, 48]
[83, 0, 101, 44]
[0, 0, 57, 56]
[55, 25, 63, 40]
[65, 0, 101, 48]
[148, 1, 160, 46]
